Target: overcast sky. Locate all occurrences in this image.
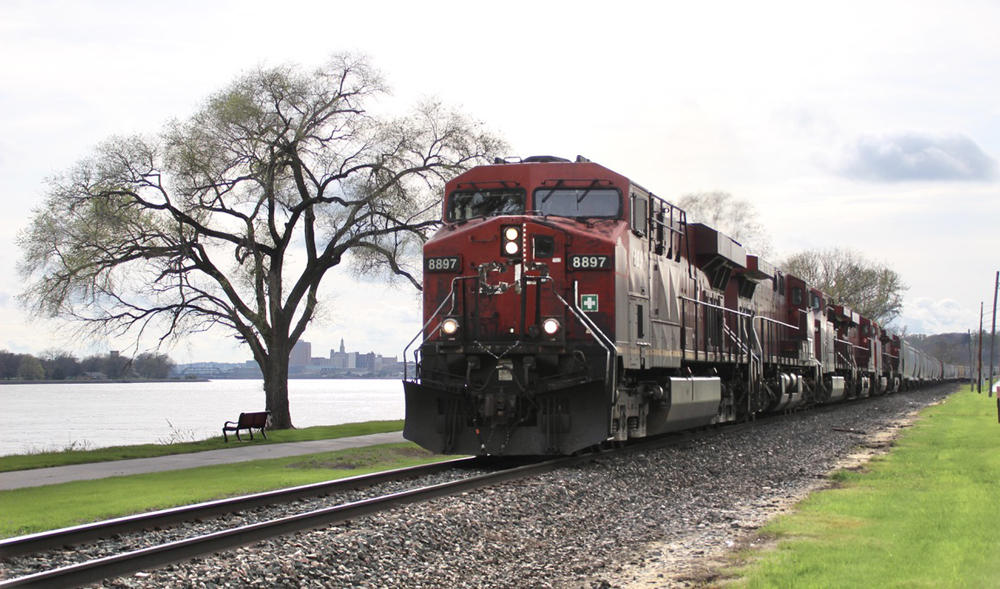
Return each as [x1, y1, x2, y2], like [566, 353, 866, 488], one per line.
[1, 0, 998, 364]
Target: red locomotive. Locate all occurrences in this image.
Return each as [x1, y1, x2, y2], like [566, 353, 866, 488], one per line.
[402, 156, 959, 456]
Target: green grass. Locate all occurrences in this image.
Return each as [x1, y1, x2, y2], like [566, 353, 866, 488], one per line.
[727, 389, 1000, 588]
[0, 443, 456, 538]
[0, 420, 404, 472]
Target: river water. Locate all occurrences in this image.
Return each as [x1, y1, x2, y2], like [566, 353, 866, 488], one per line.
[0, 379, 404, 457]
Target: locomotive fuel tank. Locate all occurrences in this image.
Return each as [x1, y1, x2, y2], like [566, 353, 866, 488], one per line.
[642, 376, 723, 434]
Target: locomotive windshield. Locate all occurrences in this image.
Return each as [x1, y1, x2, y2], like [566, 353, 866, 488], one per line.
[446, 189, 526, 222]
[534, 188, 621, 219]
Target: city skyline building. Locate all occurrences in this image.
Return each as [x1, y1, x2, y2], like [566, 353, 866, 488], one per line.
[287, 338, 398, 377]
[289, 340, 312, 367]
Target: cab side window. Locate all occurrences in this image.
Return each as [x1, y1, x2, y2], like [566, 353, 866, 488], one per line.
[631, 193, 647, 237]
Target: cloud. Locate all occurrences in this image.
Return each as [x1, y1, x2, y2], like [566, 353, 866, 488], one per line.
[837, 131, 998, 182]
[899, 297, 974, 335]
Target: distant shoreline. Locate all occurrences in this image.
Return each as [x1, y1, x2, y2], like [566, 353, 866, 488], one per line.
[0, 376, 402, 385]
[0, 378, 211, 385]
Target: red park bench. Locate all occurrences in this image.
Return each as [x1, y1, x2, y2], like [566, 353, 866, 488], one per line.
[222, 411, 270, 442]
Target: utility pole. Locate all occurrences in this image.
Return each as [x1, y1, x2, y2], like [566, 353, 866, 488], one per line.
[969, 329, 975, 392]
[991, 271, 999, 399]
[978, 302, 984, 394]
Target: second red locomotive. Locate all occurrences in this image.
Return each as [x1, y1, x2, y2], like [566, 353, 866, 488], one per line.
[403, 156, 957, 456]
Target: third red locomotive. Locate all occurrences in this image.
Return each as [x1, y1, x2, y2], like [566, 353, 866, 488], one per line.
[402, 156, 958, 456]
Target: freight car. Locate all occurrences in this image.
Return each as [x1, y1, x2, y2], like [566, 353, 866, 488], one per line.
[402, 156, 961, 456]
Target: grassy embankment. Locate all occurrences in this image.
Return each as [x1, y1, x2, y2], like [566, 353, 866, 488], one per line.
[0, 421, 464, 539]
[726, 387, 1000, 587]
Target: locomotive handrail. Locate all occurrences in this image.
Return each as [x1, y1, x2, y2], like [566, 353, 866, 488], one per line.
[571, 281, 618, 354]
[549, 279, 617, 387]
[723, 323, 754, 361]
[728, 303, 800, 342]
[681, 295, 801, 343]
[679, 295, 753, 319]
[749, 316, 767, 358]
[835, 349, 859, 374]
[834, 337, 870, 352]
[679, 295, 802, 393]
[677, 295, 799, 329]
[744, 316, 764, 410]
[754, 315, 800, 330]
[402, 279, 462, 381]
[750, 312, 806, 365]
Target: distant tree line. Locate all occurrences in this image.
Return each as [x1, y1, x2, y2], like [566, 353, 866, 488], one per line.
[0, 350, 175, 381]
[909, 331, 1000, 372]
[907, 333, 972, 366]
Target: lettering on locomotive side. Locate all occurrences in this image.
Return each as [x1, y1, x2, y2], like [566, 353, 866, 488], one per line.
[631, 249, 647, 270]
[569, 254, 611, 270]
[425, 256, 461, 272]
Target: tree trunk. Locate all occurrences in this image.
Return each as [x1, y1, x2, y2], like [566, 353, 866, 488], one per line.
[262, 355, 294, 429]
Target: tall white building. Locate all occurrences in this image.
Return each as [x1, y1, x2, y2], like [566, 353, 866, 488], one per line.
[290, 340, 312, 367]
[330, 338, 357, 369]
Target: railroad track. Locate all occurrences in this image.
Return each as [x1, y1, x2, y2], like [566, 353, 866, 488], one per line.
[0, 454, 591, 588]
[1, 458, 474, 559]
[0, 396, 897, 588]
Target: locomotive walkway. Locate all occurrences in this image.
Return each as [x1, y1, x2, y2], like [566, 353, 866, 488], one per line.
[0, 431, 406, 491]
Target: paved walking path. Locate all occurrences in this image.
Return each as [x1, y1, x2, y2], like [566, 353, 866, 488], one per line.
[0, 432, 407, 491]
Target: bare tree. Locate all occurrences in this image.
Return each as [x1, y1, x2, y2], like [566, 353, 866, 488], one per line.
[676, 191, 774, 257]
[782, 247, 908, 326]
[17, 53, 505, 428]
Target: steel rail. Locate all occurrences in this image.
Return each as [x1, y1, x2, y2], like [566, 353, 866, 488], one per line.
[0, 455, 585, 589]
[0, 457, 475, 559]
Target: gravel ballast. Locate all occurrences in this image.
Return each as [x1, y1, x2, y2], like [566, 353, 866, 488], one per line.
[34, 385, 960, 588]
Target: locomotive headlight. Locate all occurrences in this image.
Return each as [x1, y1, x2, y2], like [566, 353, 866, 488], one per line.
[542, 318, 561, 335]
[441, 318, 460, 336]
[501, 225, 521, 257]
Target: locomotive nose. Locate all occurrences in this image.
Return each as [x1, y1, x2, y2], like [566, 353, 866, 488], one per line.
[408, 204, 618, 455]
